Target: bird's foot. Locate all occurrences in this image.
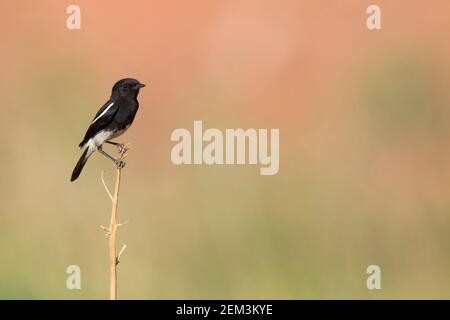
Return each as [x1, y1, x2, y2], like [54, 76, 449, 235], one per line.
[114, 159, 126, 169]
[116, 143, 125, 153]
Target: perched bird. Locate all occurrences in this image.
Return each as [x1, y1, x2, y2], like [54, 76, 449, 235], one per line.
[71, 78, 145, 182]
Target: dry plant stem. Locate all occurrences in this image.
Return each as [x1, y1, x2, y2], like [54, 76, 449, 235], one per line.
[101, 144, 130, 300]
[109, 168, 121, 300]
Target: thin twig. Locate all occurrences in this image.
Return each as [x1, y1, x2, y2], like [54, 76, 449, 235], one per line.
[101, 170, 114, 202]
[116, 244, 127, 265]
[100, 225, 111, 237]
[108, 169, 120, 300]
[116, 220, 130, 228]
[101, 143, 130, 300]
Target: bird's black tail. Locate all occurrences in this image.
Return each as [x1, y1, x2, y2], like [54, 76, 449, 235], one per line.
[71, 146, 93, 182]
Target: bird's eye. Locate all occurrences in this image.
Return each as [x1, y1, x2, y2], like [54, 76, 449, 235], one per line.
[123, 85, 128, 89]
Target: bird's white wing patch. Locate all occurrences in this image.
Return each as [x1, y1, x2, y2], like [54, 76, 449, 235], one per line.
[92, 102, 114, 124]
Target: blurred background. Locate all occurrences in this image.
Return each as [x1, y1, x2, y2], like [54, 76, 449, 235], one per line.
[0, 0, 450, 299]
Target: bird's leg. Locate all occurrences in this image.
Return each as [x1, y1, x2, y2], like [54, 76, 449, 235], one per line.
[105, 140, 125, 153]
[98, 146, 126, 169]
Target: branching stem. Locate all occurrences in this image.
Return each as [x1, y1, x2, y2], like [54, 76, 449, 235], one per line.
[101, 143, 130, 300]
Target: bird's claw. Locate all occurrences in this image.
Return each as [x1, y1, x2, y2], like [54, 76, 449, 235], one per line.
[114, 160, 126, 169]
[116, 143, 125, 153]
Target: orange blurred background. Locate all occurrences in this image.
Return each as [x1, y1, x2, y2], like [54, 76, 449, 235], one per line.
[1, 0, 450, 299]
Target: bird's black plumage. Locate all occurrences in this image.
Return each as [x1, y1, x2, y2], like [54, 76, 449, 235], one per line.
[78, 99, 118, 148]
[71, 78, 145, 182]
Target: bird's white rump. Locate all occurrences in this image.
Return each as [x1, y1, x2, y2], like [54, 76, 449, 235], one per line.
[170, 120, 279, 175]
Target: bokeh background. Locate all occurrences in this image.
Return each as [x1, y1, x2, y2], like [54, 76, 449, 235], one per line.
[1, 0, 450, 299]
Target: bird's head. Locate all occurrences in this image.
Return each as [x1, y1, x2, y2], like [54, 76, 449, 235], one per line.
[112, 78, 145, 98]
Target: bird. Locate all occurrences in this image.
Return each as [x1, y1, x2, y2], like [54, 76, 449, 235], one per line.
[70, 78, 145, 182]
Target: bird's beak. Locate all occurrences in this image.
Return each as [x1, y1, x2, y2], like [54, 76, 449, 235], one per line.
[133, 83, 146, 89]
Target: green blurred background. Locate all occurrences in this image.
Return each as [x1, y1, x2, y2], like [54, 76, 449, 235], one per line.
[1, 0, 450, 299]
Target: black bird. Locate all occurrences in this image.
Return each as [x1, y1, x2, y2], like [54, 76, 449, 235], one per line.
[71, 78, 145, 182]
